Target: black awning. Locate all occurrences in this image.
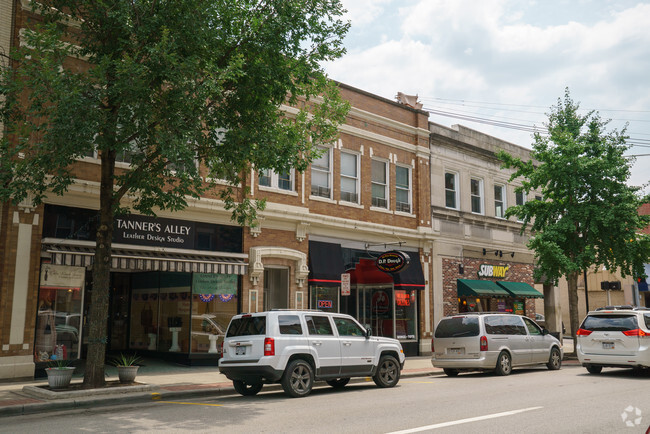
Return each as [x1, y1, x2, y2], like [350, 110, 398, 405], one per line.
[308, 241, 345, 287]
[392, 252, 425, 290]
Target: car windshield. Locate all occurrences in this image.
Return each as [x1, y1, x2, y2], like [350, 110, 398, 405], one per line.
[581, 314, 638, 331]
[226, 316, 266, 337]
[435, 317, 479, 338]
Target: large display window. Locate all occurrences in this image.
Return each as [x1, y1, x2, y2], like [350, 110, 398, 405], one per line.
[35, 264, 85, 362]
[309, 286, 340, 313]
[190, 273, 238, 354]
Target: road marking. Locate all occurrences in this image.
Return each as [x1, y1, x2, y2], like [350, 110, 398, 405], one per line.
[155, 401, 223, 407]
[385, 406, 543, 433]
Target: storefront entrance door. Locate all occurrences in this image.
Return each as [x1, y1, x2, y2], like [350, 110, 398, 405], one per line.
[264, 268, 289, 310]
[358, 286, 394, 338]
[109, 273, 131, 351]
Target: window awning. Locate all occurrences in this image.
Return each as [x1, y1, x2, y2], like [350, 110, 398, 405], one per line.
[393, 253, 425, 290]
[43, 244, 248, 275]
[457, 279, 510, 298]
[497, 281, 544, 298]
[308, 241, 345, 287]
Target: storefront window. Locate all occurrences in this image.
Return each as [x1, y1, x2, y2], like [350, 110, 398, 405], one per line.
[394, 290, 416, 340]
[35, 264, 85, 362]
[130, 272, 161, 351]
[309, 286, 340, 312]
[158, 272, 191, 353]
[190, 273, 238, 354]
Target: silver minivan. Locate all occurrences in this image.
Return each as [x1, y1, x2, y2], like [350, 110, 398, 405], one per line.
[431, 313, 563, 376]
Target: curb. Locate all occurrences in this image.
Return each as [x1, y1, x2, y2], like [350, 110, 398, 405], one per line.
[0, 369, 441, 417]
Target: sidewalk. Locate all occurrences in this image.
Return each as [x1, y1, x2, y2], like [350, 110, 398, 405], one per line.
[0, 344, 579, 418]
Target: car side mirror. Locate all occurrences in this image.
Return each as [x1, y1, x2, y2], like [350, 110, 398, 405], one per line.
[365, 327, 372, 338]
[542, 328, 549, 336]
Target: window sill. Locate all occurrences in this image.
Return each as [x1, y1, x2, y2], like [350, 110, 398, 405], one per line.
[394, 210, 416, 218]
[338, 201, 364, 209]
[370, 206, 393, 214]
[309, 195, 336, 204]
[258, 186, 298, 196]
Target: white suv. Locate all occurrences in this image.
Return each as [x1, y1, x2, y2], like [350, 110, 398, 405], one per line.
[576, 307, 650, 374]
[218, 310, 405, 397]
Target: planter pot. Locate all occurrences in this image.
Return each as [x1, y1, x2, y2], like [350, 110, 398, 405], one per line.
[46, 367, 75, 389]
[117, 365, 139, 384]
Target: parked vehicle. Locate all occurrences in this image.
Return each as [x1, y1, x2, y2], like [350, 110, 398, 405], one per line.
[576, 307, 650, 374]
[431, 312, 563, 376]
[218, 310, 405, 397]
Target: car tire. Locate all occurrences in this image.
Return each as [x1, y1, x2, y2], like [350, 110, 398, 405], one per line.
[232, 380, 263, 396]
[326, 378, 350, 388]
[281, 359, 314, 398]
[443, 368, 459, 377]
[373, 355, 401, 388]
[495, 351, 512, 376]
[546, 347, 562, 370]
[586, 365, 602, 374]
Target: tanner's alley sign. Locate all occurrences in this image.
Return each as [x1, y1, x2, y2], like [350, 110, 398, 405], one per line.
[114, 214, 194, 249]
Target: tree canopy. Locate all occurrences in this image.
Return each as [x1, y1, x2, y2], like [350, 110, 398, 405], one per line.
[1, 0, 350, 387]
[498, 88, 650, 341]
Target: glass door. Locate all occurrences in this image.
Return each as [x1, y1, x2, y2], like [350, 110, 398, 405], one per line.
[358, 286, 394, 338]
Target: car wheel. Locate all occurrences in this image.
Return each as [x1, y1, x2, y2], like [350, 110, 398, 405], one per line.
[326, 378, 350, 389]
[373, 355, 401, 388]
[232, 380, 263, 396]
[281, 359, 314, 398]
[495, 351, 512, 376]
[586, 365, 602, 374]
[546, 347, 562, 370]
[443, 368, 459, 377]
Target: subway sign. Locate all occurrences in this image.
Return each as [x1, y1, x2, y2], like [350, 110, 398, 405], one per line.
[376, 251, 410, 274]
[477, 264, 510, 278]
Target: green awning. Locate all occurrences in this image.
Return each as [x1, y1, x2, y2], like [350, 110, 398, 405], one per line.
[457, 279, 510, 298]
[497, 281, 544, 298]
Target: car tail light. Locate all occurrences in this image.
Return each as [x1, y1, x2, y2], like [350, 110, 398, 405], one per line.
[431, 338, 434, 353]
[480, 335, 488, 351]
[576, 329, 593, 336]
[264, 337, 275, 356]
[622, 329, 649, 337]
[219, 341, 223, 354]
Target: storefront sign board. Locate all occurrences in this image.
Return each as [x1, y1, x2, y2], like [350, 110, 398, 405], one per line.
[192, 273, 237, 295]
[376, 251, 410, 274]
[477, 264, 510, 278]
[40, 264, 85, 290]
[114, 214, 195, 249]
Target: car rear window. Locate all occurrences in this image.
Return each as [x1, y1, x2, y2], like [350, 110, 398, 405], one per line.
[226, 316, 266, 337]
[581, 314, 638, 331]
[279, 315, 303, 335]
[435, 317, 479, 338]
[645, 314, 650, 329]
[484, 315, 527, 335]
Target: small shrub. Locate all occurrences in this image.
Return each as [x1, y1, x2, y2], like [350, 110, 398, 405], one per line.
[111, 353, 142, 367]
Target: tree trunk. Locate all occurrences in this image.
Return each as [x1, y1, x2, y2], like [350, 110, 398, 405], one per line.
[83, 151, 116, 388]
[567, 271, 580, 356]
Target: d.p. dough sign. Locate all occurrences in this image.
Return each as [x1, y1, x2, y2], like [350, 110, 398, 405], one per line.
[376, 251, 410, 274]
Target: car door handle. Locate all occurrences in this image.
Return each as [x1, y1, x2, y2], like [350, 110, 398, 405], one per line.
[312, 341, 322, 346]
[342, 341, 352, 346]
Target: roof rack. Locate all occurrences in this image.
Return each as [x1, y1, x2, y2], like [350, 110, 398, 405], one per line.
[594, 306, 650, 311]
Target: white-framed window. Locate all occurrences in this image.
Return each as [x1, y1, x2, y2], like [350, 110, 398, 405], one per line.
[371, 159, 389, 209]
[494, 184, 506, 218]
[340, 151, 359, 203]
[311, 146, 332, 199]
[445, 171, 459, 209]
[259, 169, 294, 191]
[470, 177, 483, 214]
[395, 165, 411, 213]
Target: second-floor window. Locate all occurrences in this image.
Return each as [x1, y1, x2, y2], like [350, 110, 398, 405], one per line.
[494, 184, 506, 218]
[259, 169, 293, 191]
[470, 177, 483, 214]
[371, 159, 388, 208]
[340, 151, 359, 203]
[395, 165, 411, 213]
[445, 172, 458, 209]
[311, 146, 332, 198]
[515, 190, 526, 222]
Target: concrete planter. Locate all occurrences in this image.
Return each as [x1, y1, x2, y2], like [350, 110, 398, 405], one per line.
[117, 365, 139, 383]
[46, 367, 75, 389]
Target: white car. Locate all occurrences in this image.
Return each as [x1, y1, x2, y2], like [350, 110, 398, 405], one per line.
[218, 310, 405, 397]
[431, 313, 563, 376]
[576, 307, 650, 374]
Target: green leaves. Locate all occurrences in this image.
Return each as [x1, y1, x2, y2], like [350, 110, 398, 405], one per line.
[499, 88, 650, 284]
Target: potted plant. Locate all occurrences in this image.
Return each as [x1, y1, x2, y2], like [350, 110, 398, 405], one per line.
[111, 353, 142, 384]
[45, 359, 75, 389]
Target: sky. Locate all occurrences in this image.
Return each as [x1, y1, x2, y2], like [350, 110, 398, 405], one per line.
[323, 0, 650, 194]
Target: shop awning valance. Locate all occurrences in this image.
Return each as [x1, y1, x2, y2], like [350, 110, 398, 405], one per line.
[497, 281, 544, 298]
[43, 244, 248, 275]
[457, 279, 510, 298]
[393, 253, 425, 290]
[308, 241, 345, 287]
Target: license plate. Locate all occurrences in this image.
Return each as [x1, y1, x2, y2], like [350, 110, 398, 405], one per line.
[602, 342, 615, 350]
[235, 346, 246, 355]
[449, 348, 465, 355]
